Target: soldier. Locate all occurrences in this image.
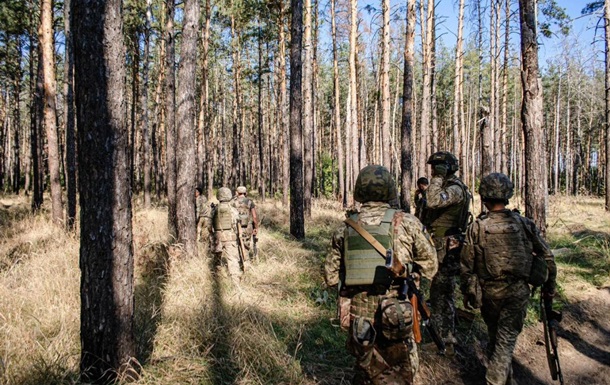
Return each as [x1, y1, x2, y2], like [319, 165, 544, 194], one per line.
[195, 187, 211, 244]
[211, 187, 242, 285]
[460, 173, 557, 385]
[414, 177, 429, 220]
[421, 151, 471, 355]
[231, 185, 259, 257]
[325, 165, 438, 385]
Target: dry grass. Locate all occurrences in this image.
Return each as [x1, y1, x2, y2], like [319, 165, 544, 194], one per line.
[2, 193, 607, 385]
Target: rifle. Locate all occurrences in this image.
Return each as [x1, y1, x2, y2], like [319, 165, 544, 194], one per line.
[236, 224, 249, 270]
[540, 295, 564, 384]
[404, 274, 446, 355]
[252, 234, 259, 262]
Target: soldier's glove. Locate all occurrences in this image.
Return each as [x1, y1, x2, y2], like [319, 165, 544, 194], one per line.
[541, 287, 556, 300]
[433, 163, 449, 177]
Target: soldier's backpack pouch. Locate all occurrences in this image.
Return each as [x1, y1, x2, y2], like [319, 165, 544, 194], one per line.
[378, 297, 413, 341]
[348, 317, 389, 378]
[528, 254, 548, 287]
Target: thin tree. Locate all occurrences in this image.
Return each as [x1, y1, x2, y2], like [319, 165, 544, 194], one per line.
[400, 0, 416, 212]
[278, 0, 289, 207]
[72, 0, 137, 380]
[142, 0, 152, 208]
[176, 0, 199, 257]
[519, 0, 548, 233]
[290, 0, 305, 239]
[452, 0, 465, 169]
[303, 0, 313, 217]
[606, 0, 610, 210]
[331, 0, 344, 204]
[348, 0, 359, 186]
[39, 0, 64, 224]
[64, 0, 76, 228]
[380, 0, 390, 170]
[165, 0, 178, 238]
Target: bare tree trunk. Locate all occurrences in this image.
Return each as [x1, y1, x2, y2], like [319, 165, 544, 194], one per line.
[604, 0, 610, 211]
[500, 0, 510, 175]
[303, 0, 313, 217]
[553, 80, 561, 194]
[257, 19, 266, 201]
[452, 0, 465, 168]
[331, 0, 344, 205]
[419, 0, 431, 177]
[400, 0, 416, 212]
[64, 0, 77, 227]
[40, 0, 64, 225]
[176, 0, 199, 257]
[380, 0, 391, 170]
[519, 0, 548, 234]
[72, 0, 136, 380]
[165, 0, 178, 239]
[290, 0, 305, 238]
[12, 38, 22, 195]
[349, 0, 359, 186]
[428, 0, 438, 152]
[31, 32, 44, 210]
[278, 0, 289, 207]
[142, 0, 152, 208]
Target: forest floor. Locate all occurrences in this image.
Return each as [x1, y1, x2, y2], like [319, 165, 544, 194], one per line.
[0, 194, 609, 385]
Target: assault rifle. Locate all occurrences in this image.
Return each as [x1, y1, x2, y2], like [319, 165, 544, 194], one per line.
[540, 295, 564, 384]
[404, 273, 446, 355]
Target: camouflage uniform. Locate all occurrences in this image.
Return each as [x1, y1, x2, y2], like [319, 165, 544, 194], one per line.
[196, 193, 211, 243]
[231, 186, 257, 251]
[421, 152, 471, 351]
[325, 165, 438, 385]
[212, 187, 242, 284]
[413, 189, 427, 221]
[460, 173, 557, 385]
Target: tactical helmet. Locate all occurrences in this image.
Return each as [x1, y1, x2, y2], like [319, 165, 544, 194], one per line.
[236, 186, 247, 194]
[427, 151, 459, 173]
[479, 173, 514, 201]
[353, 165, 397, 203]
[217, 187, 233, 202]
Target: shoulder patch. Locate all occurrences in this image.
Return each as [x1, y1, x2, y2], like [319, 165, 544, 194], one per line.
[440, 192, 448, 201]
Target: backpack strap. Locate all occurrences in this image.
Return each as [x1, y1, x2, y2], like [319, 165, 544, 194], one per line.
[345, 218, 387, 258]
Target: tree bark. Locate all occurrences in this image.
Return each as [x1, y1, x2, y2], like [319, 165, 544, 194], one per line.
[142, 0, 152, 208]
[452, 0, 465, 169]
[40, 0, 64, 224]
[278, 0, 289, 207]
[349, 0, 359, 186]
[176, 0, 199, 257]
[64, 0, 77, 228]
[290, 0, 305, 239]
[165, 0, 177, 239]
[72, 0, 136, 381]
[400, 0, 416, 212]
[331, 0, 344, 205]
[519, 0, 548, 234]
[303, 0, 313, 217]
[605, 0, 610, 210]
[380, 0, 391, 170]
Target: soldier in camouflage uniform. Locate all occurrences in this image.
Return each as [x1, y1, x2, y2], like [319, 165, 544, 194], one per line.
[413, 177, 429, 221]
[460, 173, 557, 385]
[211, 187, 242, 285]
[231, 186, 259, 254]
[325, 165, 438, 385]
[421, 151, 471, 355]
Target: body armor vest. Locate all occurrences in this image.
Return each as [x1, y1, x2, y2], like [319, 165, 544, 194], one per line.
[344, 209, 395, 286]
[478, 211, 533, 281]
[232, 196, 252, 227]
[213, 202, 234, 232]
[423, 178, 471, 237]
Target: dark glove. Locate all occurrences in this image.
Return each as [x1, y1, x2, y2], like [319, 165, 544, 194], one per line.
[541, 287, 556, 300]
[433, 163, 448, 177]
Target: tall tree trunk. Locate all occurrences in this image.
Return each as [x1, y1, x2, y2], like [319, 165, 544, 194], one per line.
[400, 0, 416, 212]
[519, 0, 548, 234]
[500, 0, 510, 175]
[64, 0, 77, 228]
[176, 0, 199, 257]
[12, 38, 22, 195]
[290, 0, 305, 239]
[40, 0, 64, 224]
[349, 0, 359, 186]
[303, 0, 313, 217]
[278, 0, 289, 207]
[428, 0, 438, 152]
[165, 0, 177, 238]
[257, 19, 266, 201]
[452, 0, 465, 168]
[419, 0, 431, 177]
[553, 80, 561, 194]
[72, 0, 136, 381]
[380, 0, 391, 170]
[331, 0, 344, 205]
[605, 0, 610, 210]
[31, 34, 44, 210]
[142, 0, 152, 208]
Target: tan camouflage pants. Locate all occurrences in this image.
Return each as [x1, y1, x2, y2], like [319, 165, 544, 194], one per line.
[481, 291, 529, 385]
[350, 340, 416, 385]
[429, 250, 460, 346]
[216, 240, 242, 284]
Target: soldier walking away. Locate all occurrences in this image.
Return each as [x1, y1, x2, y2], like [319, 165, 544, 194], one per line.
[460, 173, 557, 385]
[211, 187, 242, 286]
[421, 151, 471, 356]
[325, 165, 438, 385]
[195, 187, 211, 245]
[414, 177, 429, 221]
[231, 186, 259, 261]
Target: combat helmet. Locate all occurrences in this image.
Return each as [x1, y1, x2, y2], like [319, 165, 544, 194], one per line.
[427, 151, 459, 174]
[236, 186, 247, 194]
[353, 165, 397, 203]
[217, 187, 233, 202]
[479, 173, 514, 201]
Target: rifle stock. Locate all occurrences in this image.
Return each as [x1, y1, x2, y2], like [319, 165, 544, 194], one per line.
[236, 225, 248, 269]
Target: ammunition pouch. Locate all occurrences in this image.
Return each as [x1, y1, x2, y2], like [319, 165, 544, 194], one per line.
[378, 297, 413, 341]
[338, 294, 351, 331]
[348, 317, 389, 379]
